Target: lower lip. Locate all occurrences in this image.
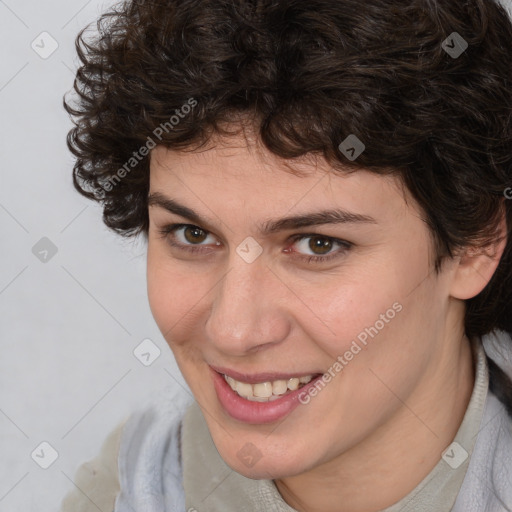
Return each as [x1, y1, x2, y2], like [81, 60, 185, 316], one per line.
[211, 368, 322, 424]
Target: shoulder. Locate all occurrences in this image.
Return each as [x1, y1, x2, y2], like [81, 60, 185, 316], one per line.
[59, 387, 192, 512]
[455, 331, 512, 511]
[59, 417, 128, 512]
[114, 388, 192, 511]
[484, 330, 512, 422]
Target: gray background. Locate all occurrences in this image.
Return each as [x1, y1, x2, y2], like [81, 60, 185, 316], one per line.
[0, 2, 189, 511]
[1, 1, 511, 511]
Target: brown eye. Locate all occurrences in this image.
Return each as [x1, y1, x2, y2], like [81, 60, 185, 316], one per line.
[157, 223, 220, 254]
[288, 233, 352, 264]
[308, 236, 333, 255]
[183, 226, 208, 244]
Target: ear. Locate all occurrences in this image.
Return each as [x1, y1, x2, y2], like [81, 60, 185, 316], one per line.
[450, 208, 508, 300]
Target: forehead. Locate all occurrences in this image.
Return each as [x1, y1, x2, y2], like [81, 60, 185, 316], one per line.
[148, 135, 418, 229]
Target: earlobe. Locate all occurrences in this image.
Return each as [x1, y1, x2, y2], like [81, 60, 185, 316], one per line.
[450, 213, 508, 300]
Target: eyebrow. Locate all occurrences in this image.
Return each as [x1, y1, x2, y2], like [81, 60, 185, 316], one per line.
[147, 192, 377, 235]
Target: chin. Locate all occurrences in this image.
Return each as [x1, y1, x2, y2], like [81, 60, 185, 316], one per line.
[221, 450, 307, 480]
[209, 430, 315, 480]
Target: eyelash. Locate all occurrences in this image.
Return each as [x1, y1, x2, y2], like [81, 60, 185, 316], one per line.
[156, 223, 352, 264]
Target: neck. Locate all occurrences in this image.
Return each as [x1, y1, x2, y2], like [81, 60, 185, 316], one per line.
[274, 334, 475, 512]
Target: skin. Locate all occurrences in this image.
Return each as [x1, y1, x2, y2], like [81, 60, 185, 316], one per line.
[146, 127, 504, 512]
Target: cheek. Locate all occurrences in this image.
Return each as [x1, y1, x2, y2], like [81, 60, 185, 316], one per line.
[310, 250, 438, 372]
[300, 269, 404, 350]
[146, 244, 198, 342]
[146, 245, 168, 329]
[322, 276, 443, 401]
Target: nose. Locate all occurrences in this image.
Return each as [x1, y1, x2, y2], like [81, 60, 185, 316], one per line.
[204, 252, 290, 356]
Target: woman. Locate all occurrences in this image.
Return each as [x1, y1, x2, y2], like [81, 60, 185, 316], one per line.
[60, 0, 512, 510]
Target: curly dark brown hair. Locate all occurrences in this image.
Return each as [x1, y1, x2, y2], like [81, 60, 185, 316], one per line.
[64, 0, 512, 413]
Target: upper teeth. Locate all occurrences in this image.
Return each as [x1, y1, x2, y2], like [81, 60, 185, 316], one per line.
[224, 374, 314, 402]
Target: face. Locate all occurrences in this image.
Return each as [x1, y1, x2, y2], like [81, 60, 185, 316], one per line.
[146, 131, 461, 480]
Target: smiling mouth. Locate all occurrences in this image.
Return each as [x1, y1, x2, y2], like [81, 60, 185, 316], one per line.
[223, 373, 321, 402]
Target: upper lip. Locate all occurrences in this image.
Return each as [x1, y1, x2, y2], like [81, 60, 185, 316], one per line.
[209, 364, 322, 384]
